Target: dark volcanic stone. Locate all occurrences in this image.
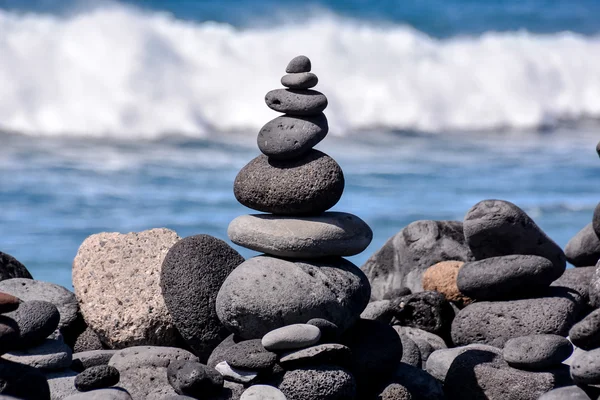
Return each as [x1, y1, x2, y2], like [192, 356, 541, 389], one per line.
[361, 300, 394, 324]
[551, 266, 595, 305]
[265, 89, 327, 116]
[390, 291, 454, 338]
[451, 287, 581, 348]
[594, 202, 600, 238]
[216, 256, 370, 339]
[258, 113, 328, 160]
[391, 363, 445, 400]
[0, 252, 32, 281]
[0, 316, 19, 354]
[73, 327, 104, 353]
[71, 350, 118, 372]
[362, 220, 474, 298]
[279, 344, 352, 369]
[0, 359, 50, 399]
[223, 339, 277, 370]
[286, 56, 311, 73]
[503, 334, 573, 370]
[565, 223, 600, 267]
[539, 386, 592, 400]
[395, 326, 447, 362]
[161, 234, 244, 362]
[463, 199, 566, 280]
[281, 72, 319, 89]
[74, 365, 120, 391]
[457, 255, 556, 300]
[306, 318, 341, 343]
[571, 348, 600, 384]
[234, 150, 344, 215]
[277, 365, 356, 400]
[207, 334, 243, 369]
[570, 308, 600, 350]
[398, 333, 422, 368]
[5, 300, 60, 348]
[425, 344, 501, 383]
[340, 319, 402, 396]
[167, 361, 224, 397]
[0, 292, 20, 313]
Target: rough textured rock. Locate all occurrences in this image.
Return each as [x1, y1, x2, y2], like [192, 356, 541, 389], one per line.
[166, 361, 223, 397]
[216, 256, 370, 339]
[281, 72, 318, 89]
[207, 334, 242, 369]
[5, 300, 60, 348]
[503, 334, 573, 370]
[360, 300, 394, 324]
[73, 228, 180, 348]
[64, 388, 133, 400]
[398, 332, 422, 368]
[160, 234, 244, 362]
[44, 369, 79, 399]
[457, 255, 557, 300]
[539, 386, 592, 400]
[425, 344, 501, 382]
[0, 252, 32, 281]
[279, 344, 352, 370]
[422, 261, 472, 307]
[108, 346, 199, 399]
[241, 385, 286, 400]
[71, 350, 118, 372]
[340, 319, 402, 396]
[376, 384, 413, 400]
[565, 223, 600, 267]
[0, 292, 20, 314]
[451, 287, 581, 347]
[463, 199, 566, 279]
[570, 308, 600, 350]
[0, 359, 51, 399]
[258, 113, 328, 160]
[390, 291, 454, 338]
[391, 363, 445, 400]
[276, 366, 356, 400]
[223, 339, 277, 370]
[2, 337, 72, 370]
[262, 324, 321, 352]
[594, 202, 600, 238]
[75, 365, 120, 391]
[265, 89, 327, 116]
[590, 261, 600, 308]
[0, 278, 78, 332]
[228, 212, 372, 258]
[394, 326, 447, 362]
[362, 220, 474, 298]
[233, 151, 344, 215]
[286, 56, 311, 73]
[552, 266, 595, 305]
[570, 348, 600, 384]
[73, 327, 104, 353]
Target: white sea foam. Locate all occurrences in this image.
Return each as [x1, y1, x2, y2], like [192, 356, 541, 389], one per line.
[1, 4, 600, 138]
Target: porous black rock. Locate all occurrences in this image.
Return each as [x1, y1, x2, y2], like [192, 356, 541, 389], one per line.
[265, 89, 327, 116]
[258, 113, 328, 160]
[503, 334, 573, 370]
[234, 150, 344, 215]
[570, 308, 600, 350]
[551, 266, 595, 305]
[0, 359, 51, 399]
[390, 291, 454, 338]
[223, 339, 277, 370]
[207, 334, 242, 369]
[362, 220, 474, 298]
[5, 300, 60, 348]
[456, 255, 556, 300]
[463, 199, 566, 280]
[286, 56, 311, 73]
[566, 223, 600, 267]
[451, 287, 581, 347]
[0, 252, 32, 281]
[570, 348, 600, 384]
[276, 365, 356, 400]
[161, 234, 244, 362]
[71, 350, 118, 372]
[281, 72, 319, 89]
[73, 327, 104, 353]
[167, 360, 224, 397]
[74, 365, 120, 392]
[340, 319, 402, 396]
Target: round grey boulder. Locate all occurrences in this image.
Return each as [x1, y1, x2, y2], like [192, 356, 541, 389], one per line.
[281, 73, 318, 89]
[539, 386, 592, 400]
[0, 252, 32, 282]
[166, 360, 223, 397]
[228, 212, 372, 258]
[2, 337, 72, 370]
[262, 324, 321, 352]
[457, 255, 556, 300]
[277, 365, 356, 400]
[463, 199, 566, 280]
[223, 339, 277, 370]
[425, 344, 501, 382]
[234, 150, 344, 215]
[257, 113, 328, 160]
[71, 350, 118, 372]
[5, 300, 60, 348]
[565, 223, 600, 267]
[216, 256, 370, 339]
[503, 334, 573, 370]
[398, 333, 422, 368]
[265, 89, 327, 116]
[74, 365, 120, 392]
[241, 385, 286, 400]
[160, 234, 244, 362]
[570, 348, 600, 384]
[286, 56, 311, 73]
[570, 308, 600, 350]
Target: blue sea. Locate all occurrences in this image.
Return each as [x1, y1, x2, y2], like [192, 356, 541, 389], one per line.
[0, 0, 599, 289]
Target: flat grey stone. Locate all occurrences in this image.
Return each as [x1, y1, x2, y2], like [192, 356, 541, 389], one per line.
[360, 300, 393, 324]
[539, 386, 593, 400]
[5, 300, 60, 348]
[570, 308, 600, 350]
[228, 212, 372, 258]
[571, 348, 600, 384]
[425, 344, 501, 382]
[503, 334, 573, 370]
[463, 199, 566, 279]
[75, 365, 120, 392]
[71, 350, 118, 372]
[234, 150, 344, 215]
[281, 73, 318, 89]
[240, 385, 286, 400]
[160, 234, 244, 362]
[286, 56, 311, 73]
[223, 339, 276, 370]
[362, 220, 474, 298]
[457, 255, 556, 300]
[0, 279, 78, 332]
[0, 252, 32, 281]
[451, 287, 581, 347]
[64, 388, 132, 400]
[551, 266, 595, 305]
[265, 89, 327, 116]
[215, 361, 258, 384]
[257, 113, 328, 160]
[2, 337, 72, 370]
[279, 344, 352, 368]
[262, 324, 321, 351]
[216, 256, 370, 339]
[565, 223, 600, 267]
[277, 365, 356, 400]
[44, 369, 78, 399]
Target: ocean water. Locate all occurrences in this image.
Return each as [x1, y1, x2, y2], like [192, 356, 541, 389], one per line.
[0, 0, 599, 290]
